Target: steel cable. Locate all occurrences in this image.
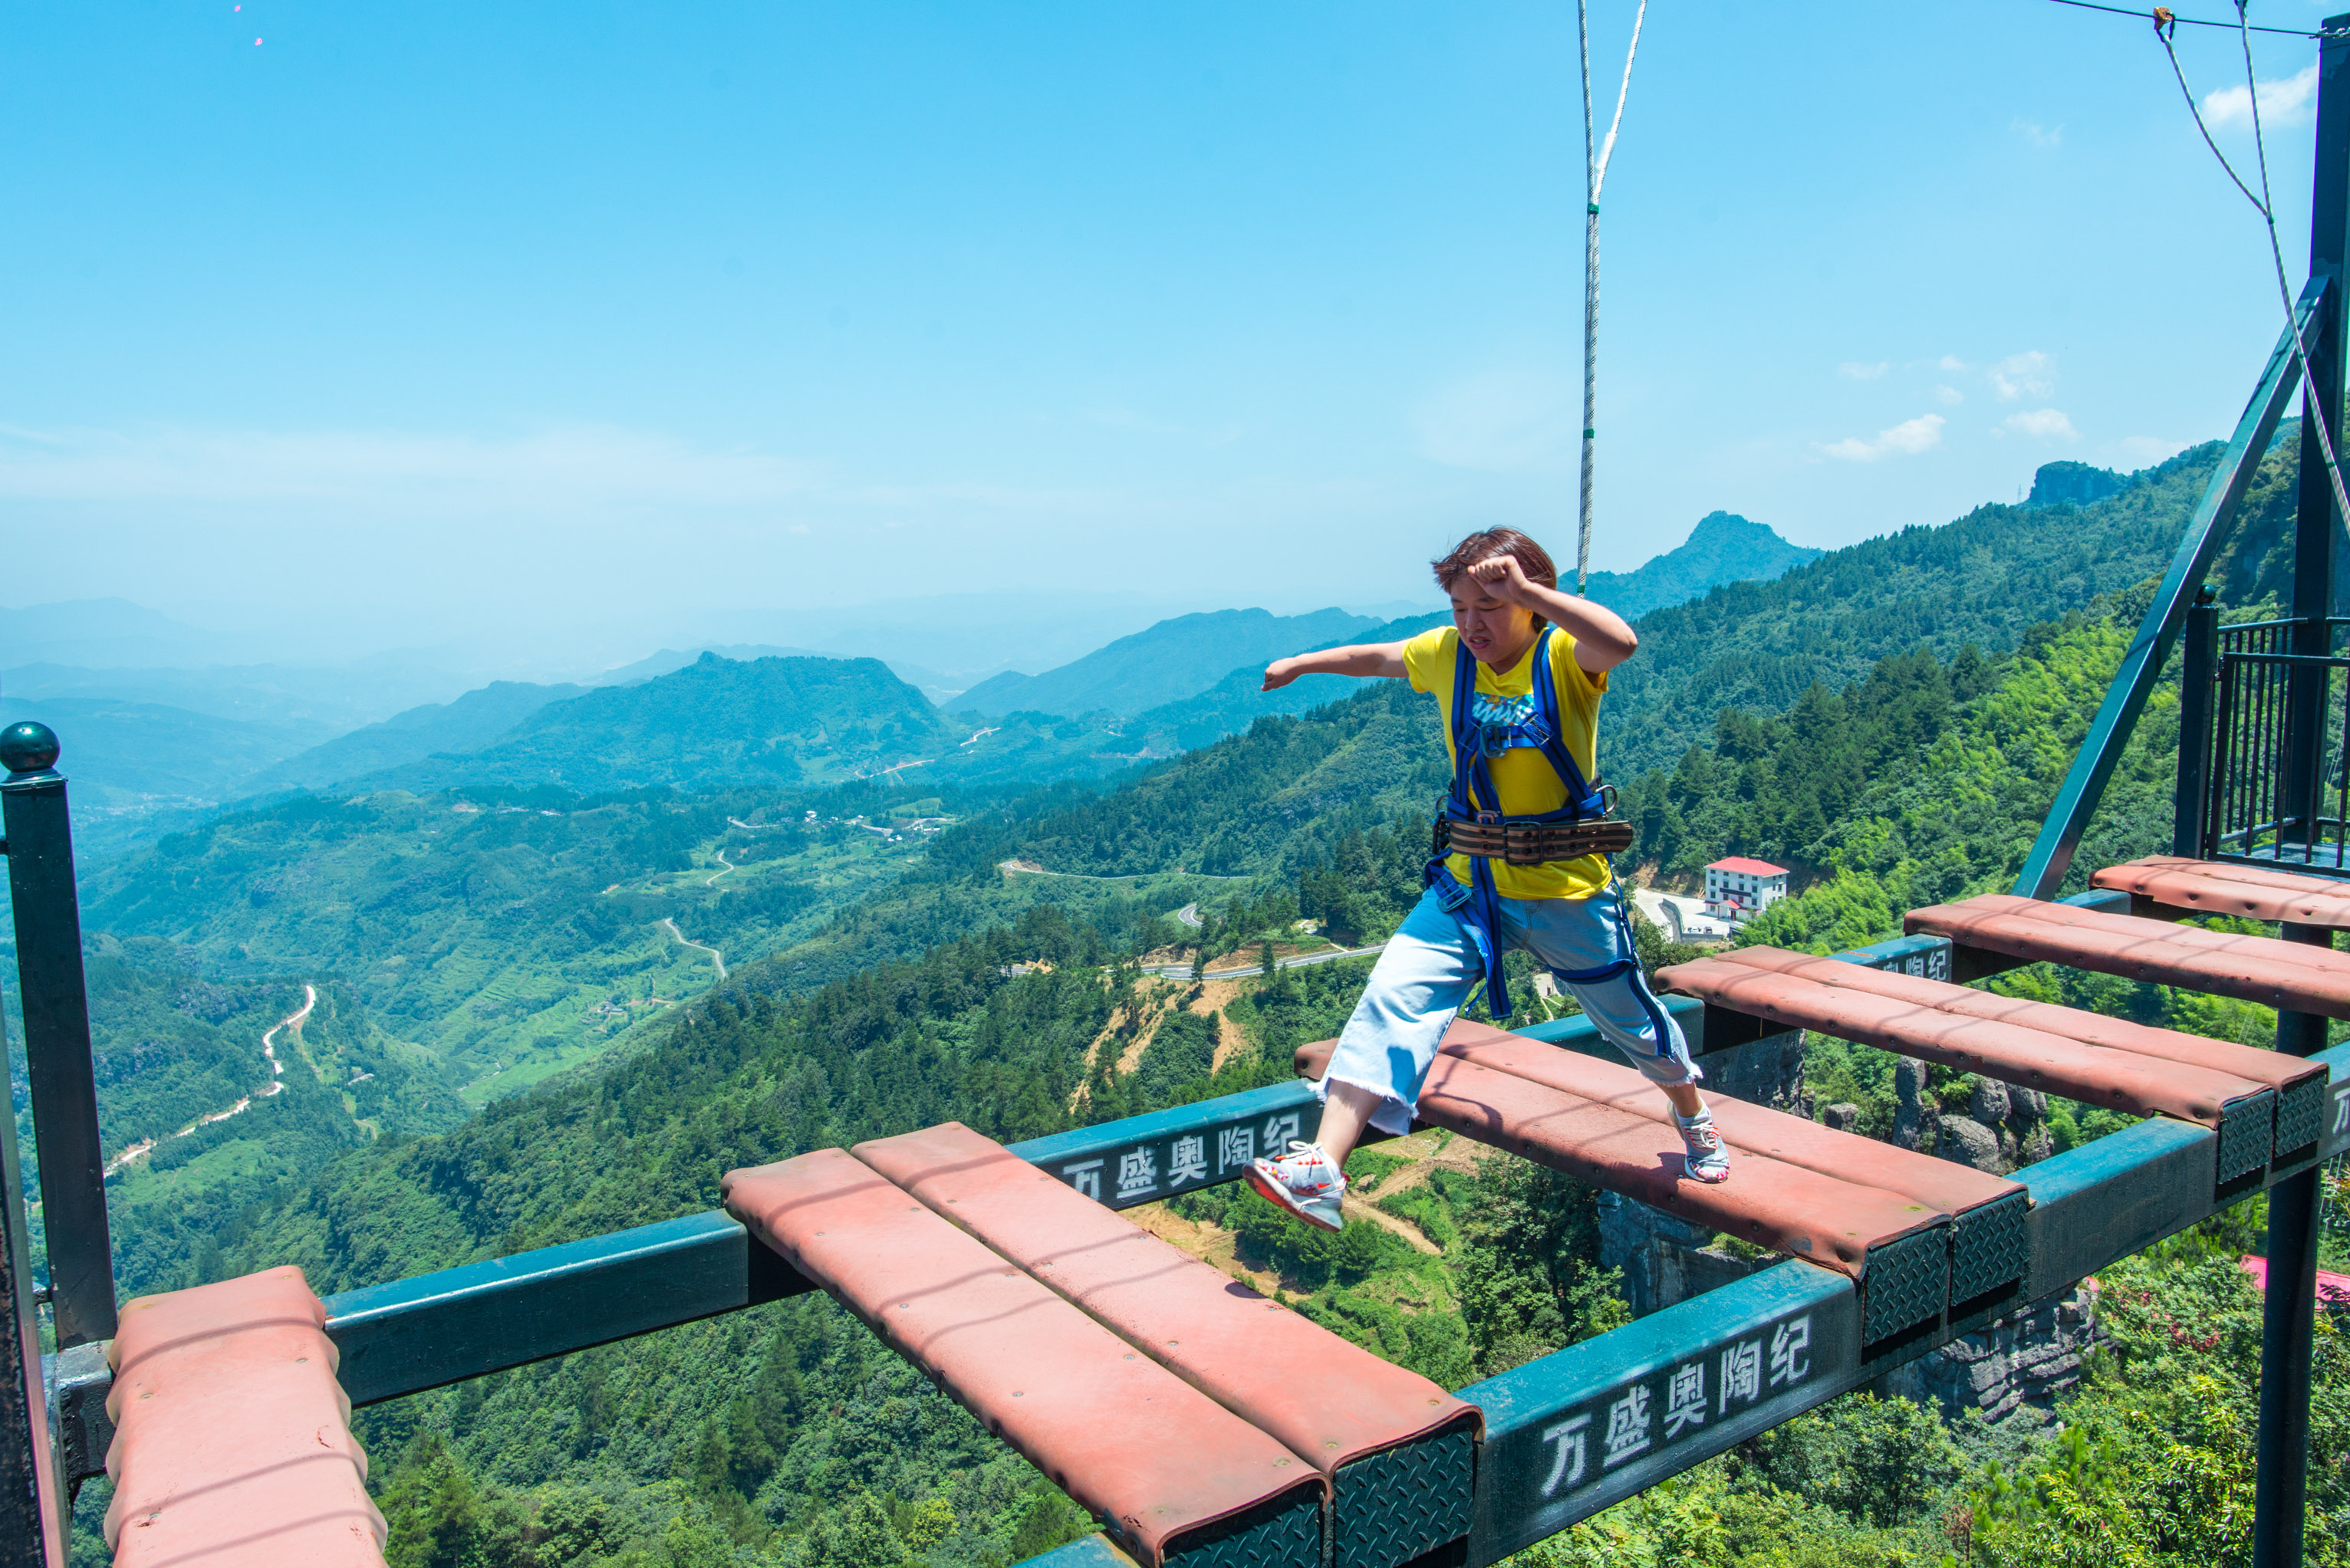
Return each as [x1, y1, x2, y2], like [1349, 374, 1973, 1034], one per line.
[1575, 0, 1648, 596]
[2157, 7, 2350, 538]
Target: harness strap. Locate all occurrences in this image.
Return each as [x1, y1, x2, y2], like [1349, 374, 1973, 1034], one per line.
[1428, 627, 1613, 1019]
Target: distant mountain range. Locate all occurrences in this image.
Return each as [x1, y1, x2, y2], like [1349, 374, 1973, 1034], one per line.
[953, 607, 1381, 718]
[0, 508, 1826, 820]
[592, 643, 982, 705]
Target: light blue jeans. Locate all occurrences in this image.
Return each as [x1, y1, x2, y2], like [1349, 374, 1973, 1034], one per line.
[1315, 884, 1700, 1136]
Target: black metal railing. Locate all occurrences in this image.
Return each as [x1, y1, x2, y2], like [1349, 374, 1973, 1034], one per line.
[2183, 615, 2350, 868]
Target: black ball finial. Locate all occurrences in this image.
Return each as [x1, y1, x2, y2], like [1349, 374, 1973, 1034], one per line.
[0, 722, 60, 776]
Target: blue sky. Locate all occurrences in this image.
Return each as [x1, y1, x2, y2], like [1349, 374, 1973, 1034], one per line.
[1, 2, 2341, 667]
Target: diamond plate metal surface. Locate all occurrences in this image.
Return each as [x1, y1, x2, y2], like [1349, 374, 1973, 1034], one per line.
[2215, 1090, 2277, 1184]
[2276, 1075, 2327, 1157]
[1331, 1423, 1476, 1568]
[1861, 1225, 1947, 1344]
[1950, 1191, 2029, 1307]
[1165, 1486, 1323, 1568]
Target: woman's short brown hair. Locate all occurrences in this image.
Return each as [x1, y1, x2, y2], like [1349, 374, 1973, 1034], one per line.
[1432, 528, 1559, 626]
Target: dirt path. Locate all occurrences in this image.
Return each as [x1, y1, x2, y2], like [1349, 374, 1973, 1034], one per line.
[1341, 1192, 1443, 1254]
[105, 985, 314, 1177]
[661, 916, 727, 980]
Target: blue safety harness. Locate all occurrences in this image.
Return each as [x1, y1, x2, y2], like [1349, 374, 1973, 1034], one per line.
[1424, 626, 1640, 1021]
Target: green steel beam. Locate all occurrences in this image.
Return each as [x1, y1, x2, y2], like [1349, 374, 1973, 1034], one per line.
[2016, 275, 2331, 901]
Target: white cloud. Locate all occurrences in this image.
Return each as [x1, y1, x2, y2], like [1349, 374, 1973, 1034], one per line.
[1990, 350, 2055, 402]
[1937, 355, 1970, 373]
[1822, 413, 1946, 462]
[2204, 62, 2320, 130]
[2002, 408, 2079, 442]
[1411, 368, 1575, 472]
[1838, 360, 1891, 380]
[1934, 385, 1964, 406]
[2012, 117, 2063, 148]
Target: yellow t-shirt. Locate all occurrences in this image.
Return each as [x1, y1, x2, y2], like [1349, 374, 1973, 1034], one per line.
[1404, 626, 1612, 901]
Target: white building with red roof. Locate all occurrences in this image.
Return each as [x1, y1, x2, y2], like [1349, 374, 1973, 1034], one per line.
[1703, 856, 1789, 922]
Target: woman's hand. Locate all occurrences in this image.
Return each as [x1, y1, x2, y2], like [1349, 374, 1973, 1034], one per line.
[1466, 553, 1538, 604]
[1262, 657, 1300, 692]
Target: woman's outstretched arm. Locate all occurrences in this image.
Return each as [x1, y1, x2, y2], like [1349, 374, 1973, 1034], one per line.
[1262, 640, 1410, 691]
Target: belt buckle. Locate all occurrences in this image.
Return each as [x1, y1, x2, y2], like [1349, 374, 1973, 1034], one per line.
[1478, 719, 1509, 758]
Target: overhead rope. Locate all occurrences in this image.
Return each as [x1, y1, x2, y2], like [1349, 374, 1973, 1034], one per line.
[2045, 0, 2335, 38]
[2157, 5, 2350, 534]
[1575, 0, 1648, 596]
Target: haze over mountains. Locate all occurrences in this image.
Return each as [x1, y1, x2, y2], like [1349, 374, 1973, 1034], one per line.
[3, 509, 1825, 835]
[955, 607, 1382, 718]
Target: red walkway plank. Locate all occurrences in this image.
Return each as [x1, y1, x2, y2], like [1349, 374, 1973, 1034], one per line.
[722, 1148, 1324, 1567]
[2092, 856, 2350, 925]
[1660, 948, 2269, 1126]
[855, 1122, 1477, 1469]
[1907, 892, 2350, 1017]
[1397, 1052, 1944, 1277]
[1429, 1019, 2023, 1218]
[1698, 946, 2324, 1102]
[857, 1123, 1481, 1568]
[105, 1265, 385, 1568]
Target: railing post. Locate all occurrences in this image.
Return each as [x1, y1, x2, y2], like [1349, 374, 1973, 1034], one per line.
[2174, 591, 2219, 858]
[2254, 18, 2350, 1566]
[0, 724, 117, 1350]
[0, 1014, 65, 1568]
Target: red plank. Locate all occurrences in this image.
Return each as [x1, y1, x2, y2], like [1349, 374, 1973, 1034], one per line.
[1404, 1052, 1944, 1277]
[1660, 951, 2266, 1126]
[1907, 892, 2350, 1016]
[854, 1123, 1479, 1475]
[1704, 945, 2323, 1098]
[2092, 855, 2350, 925]
[721, 1148, 1323, 1566]
[105, 1265, 385, 1568]
[1427, 1019, 2024, 1219]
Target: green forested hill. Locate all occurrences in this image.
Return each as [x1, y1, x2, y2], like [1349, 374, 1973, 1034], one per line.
[1578, 510, 1821, 620]
[239, 679, 588, 796]
[364, 654, 956, 792]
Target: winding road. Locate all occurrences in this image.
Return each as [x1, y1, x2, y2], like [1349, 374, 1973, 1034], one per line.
[662, 917, 727, 981]
[706, 846, 736, 887]
[104, 985, 315, 1177]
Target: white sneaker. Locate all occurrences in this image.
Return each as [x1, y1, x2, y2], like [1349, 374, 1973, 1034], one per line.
[1677, 1113, 1730, 1183]
[1246, 1141, 1347, 1231]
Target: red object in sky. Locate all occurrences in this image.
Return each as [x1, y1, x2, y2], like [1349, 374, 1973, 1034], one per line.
[2242, 1254, 2350, 1307]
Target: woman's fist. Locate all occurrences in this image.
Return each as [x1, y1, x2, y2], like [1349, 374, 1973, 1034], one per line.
[1465, 554, 1535, 602]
